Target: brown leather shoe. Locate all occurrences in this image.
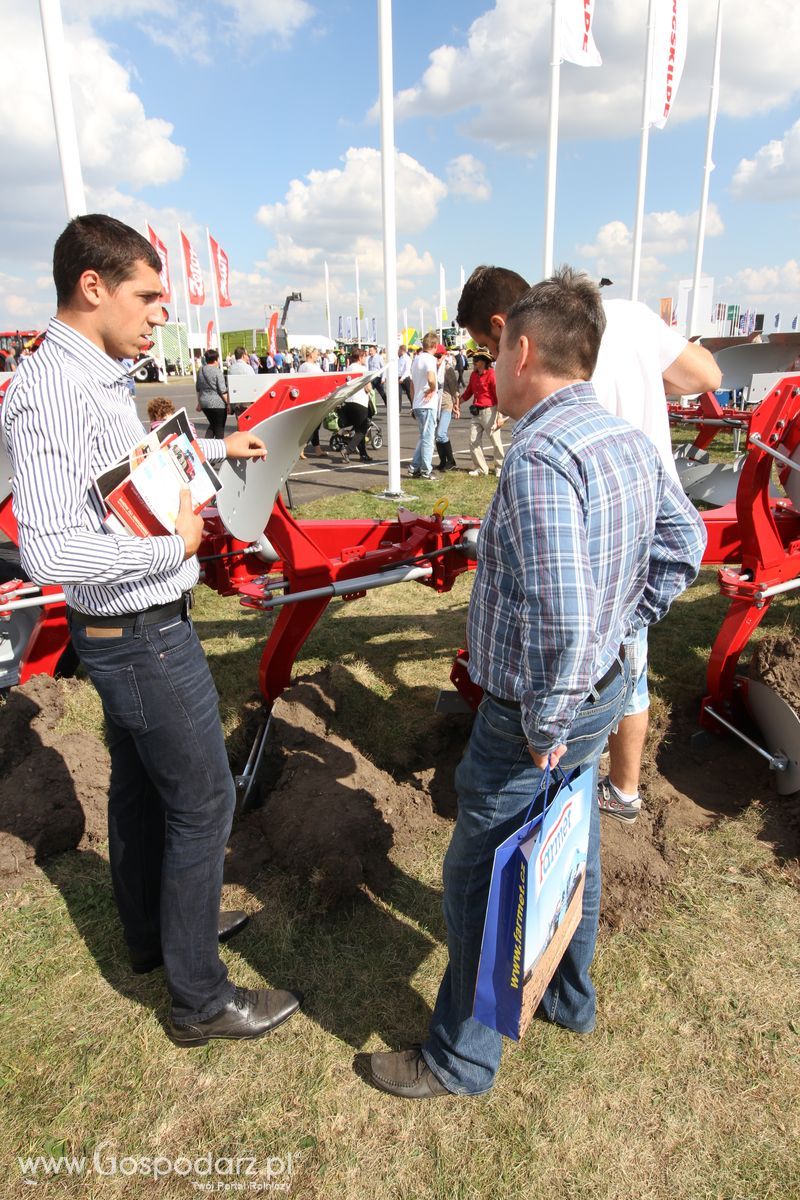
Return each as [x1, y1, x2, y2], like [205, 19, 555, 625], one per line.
[368, 1049, 451, 1099]
[129, 910, 250, 973]
[168, 986, 302, 1047]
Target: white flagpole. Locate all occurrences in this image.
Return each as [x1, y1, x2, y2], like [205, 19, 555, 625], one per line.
[419, 305, 424, 337]
[324, 261, 332, 342]
[178, 224, 197, 381]
[630, 0, 657, 302]
[542, 0, 562, 278]
[688, 0, 724, 338]
[206, 228, 223, 361]
[355, 258, 361, 346]
[39, 0, 86, 218]
[377, 0, 402, 497]
[459, 264, 466, 348]
[439, 263, 446, 341]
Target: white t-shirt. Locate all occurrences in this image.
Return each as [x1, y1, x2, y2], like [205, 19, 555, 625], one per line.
[345, 360, 370, 408]
[298, 361, 322, 374]
[411, 352, 438, 411]
[591, 299, 687, 480]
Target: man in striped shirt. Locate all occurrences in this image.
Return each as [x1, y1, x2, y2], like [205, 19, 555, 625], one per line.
[1, 215, 301, 1046]
[368, 268, 705, 1099]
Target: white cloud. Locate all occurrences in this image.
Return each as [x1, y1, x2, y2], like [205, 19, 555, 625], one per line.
[257, 148, 447, 241]
[732, 119, 800, 201]
[576, 205, 724, 291]
[446, 154, 491, 201]
[720, 260, 800, 308]
[392, 0, 800, 150]
[66, 0, 314, 61]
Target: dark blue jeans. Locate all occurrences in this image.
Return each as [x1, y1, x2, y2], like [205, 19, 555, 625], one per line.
[422, 661, 631, 1094]
[70, 608, 236, 1023]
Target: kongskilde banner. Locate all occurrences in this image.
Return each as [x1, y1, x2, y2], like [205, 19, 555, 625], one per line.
[180, 231, 205, 306]
[146, 224, 172, 303]
[560, 0, 602, 67]
[647, 0, 688, 129]
[208, 233, 232, 308]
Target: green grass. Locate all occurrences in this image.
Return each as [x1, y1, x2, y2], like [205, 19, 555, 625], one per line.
[2, 475, 799, 1199]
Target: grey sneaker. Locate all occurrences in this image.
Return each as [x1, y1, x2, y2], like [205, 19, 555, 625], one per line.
[597, 776, 641, 824]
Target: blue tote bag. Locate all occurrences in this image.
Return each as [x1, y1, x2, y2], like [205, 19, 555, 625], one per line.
[473, 765, 592, 1041]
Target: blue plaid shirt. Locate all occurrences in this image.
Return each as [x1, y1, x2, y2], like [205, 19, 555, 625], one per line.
[466, 381, 706, 754]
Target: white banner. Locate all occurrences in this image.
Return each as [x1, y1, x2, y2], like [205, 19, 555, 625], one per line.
[648, 0, 688, 129]
[560, 0, 602, 67]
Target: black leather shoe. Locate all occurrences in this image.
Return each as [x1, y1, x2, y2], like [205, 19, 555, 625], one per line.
[168, 986, 302, 1047]
[359, 454, 374, 463]
[368, 1049, 452, 1099]
[129, 910, 250, 974]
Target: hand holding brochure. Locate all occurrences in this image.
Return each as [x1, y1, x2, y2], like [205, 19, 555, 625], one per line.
[94, 409, 221, 537]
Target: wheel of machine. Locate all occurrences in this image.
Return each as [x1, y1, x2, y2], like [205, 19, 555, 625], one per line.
[369, 428, 383, 450]
[329, 433, 343, 452]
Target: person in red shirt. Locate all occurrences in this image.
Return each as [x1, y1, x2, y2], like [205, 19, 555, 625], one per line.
[461, 349, 506, 476]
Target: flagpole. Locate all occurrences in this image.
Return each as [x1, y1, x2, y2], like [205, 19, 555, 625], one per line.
[324, 261, 332, 342]
[630, 0, 657, 302]
[377, 0, 403, 497]
[178, 224, 197, 381]
[206, 228, 223, 360]
[688, 0, 724, 338]
[355, 258, 361, 347]
[542, 0, 562, 278]
[39, 0, 86, 218]
[439, 263, 445, 342]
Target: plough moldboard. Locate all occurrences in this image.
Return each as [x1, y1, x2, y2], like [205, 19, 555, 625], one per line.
[0, 365, 798, 797]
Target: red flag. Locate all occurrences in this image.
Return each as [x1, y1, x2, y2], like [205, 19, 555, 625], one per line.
[146, 223, 172, 303]
[209, 232, 233, 308]
[180, 230, 205, 306]
[206, 320, 215, 351]
[267, 312, 279, 356]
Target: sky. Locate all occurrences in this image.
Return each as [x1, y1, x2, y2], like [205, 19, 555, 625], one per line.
[1, 0, 799, 343]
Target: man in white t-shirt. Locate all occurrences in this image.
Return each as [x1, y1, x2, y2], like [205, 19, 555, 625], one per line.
[455, 265, 721, 824]
[408, 333, 439, 479]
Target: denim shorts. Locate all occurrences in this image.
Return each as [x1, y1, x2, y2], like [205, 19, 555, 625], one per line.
[624, 626, 649, 716]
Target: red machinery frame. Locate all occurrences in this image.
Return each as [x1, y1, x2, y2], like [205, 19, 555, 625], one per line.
[698, 375, 800, 728]
[0, 374, 480, 703]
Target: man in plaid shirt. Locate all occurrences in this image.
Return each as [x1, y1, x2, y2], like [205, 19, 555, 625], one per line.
[368, 267, 706, 1100]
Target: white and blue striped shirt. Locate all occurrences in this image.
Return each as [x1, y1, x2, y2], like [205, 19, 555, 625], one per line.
[0, 318, 226, 616]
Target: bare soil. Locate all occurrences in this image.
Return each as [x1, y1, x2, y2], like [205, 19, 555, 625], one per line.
[750, 631, 800, 714]
[0, 675, 109, 889]
[2, 666, 797, 929]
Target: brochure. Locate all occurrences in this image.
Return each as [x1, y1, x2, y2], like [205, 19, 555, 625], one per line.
[94, 408, 221, 537]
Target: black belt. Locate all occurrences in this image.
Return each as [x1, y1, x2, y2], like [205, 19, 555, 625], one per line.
[488, 645, 626, 710]
[67, 593, 191, 629]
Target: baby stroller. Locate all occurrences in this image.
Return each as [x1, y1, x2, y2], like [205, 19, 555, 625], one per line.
[323, 404, 383, 453]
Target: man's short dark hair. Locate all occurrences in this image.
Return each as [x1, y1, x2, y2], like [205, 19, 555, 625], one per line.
[205, 349, 219, 363]
[234, 346, 247, 360]
[53, 214, 162, 307]
[504, 266, 606, 379]
[456, 265, 530, 337]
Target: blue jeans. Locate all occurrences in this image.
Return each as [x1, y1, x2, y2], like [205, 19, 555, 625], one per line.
[410, 407, 437, 474]
[436, 409, 452, 443]
[70, 607, 236, 1023]
[422, 661, 631, 1094]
